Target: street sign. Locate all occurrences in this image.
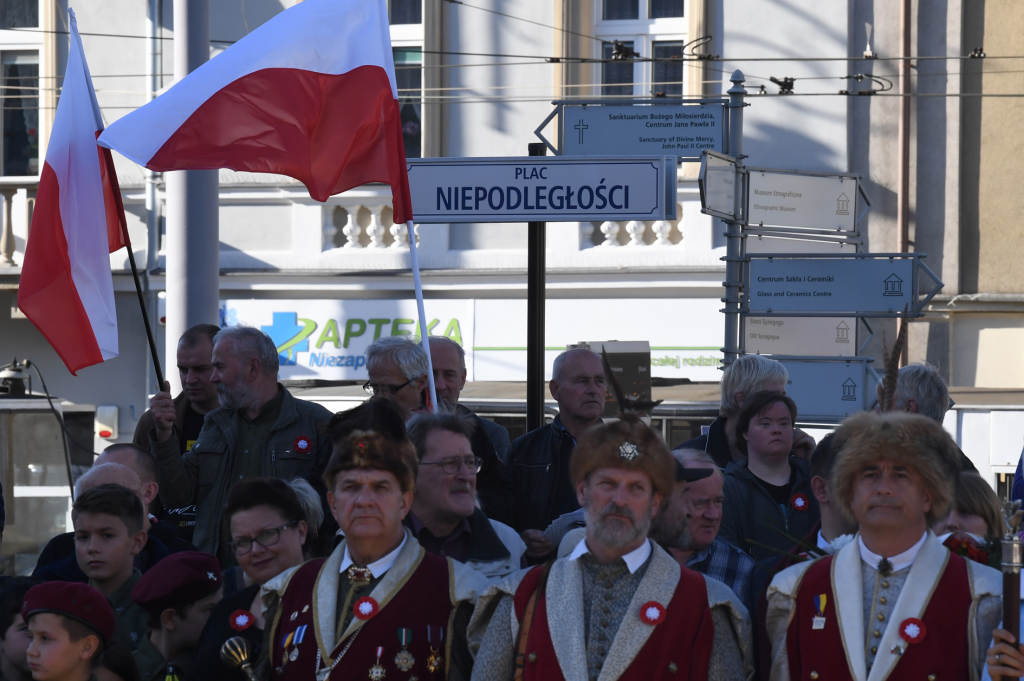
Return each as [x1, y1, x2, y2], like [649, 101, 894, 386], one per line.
[745, 254, 942, 317]
[406, 156, 677, 223]
[747, 169, 859, 231]
[698, 151, 740, 220]
[744, 232, 858, 255]
[745, 317, 856, 357]
[561, 104, 724, 159]
[776, 356, 880, 422]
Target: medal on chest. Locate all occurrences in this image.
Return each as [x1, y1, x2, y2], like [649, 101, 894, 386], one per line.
[395, 628, 416, 672]
[426, 625, 444, 674]
[812, 593, 827, 630]
[369, 646, 386, 681]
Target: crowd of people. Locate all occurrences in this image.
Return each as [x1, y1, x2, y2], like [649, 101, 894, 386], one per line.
[4, 325, 1024, 681]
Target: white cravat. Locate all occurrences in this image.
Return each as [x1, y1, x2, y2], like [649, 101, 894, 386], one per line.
[858, 531, 927, 573]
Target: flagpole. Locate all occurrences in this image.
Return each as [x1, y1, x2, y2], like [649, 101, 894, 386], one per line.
[125, 244, 166, 390]
[407, 220, 437, 413]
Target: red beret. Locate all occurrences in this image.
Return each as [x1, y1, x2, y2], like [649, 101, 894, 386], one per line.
[22, 583, 116, 644]
[130, 552, 222, 615]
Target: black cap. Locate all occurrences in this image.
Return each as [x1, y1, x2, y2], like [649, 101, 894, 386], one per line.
[674, 459, 714, 482]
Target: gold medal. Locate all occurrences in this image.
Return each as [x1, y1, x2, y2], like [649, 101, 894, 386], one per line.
[425, 648, 442, 674]
[369, 646, 386, 680]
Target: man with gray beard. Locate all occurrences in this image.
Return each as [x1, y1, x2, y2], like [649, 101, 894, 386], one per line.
[147, 325, 332, 564]
[470, 416, 753, 680]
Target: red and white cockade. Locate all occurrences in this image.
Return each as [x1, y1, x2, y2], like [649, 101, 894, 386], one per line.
[639, 601, 666, 625]
[293, 436, 313, 454]
[899, 618, 926, 645]
[790, 493, 810, 511]
[354, 596, 379, 621]
[230, 610, 255, 631]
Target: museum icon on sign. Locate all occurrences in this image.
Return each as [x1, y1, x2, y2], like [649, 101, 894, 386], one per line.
[836, 193, 850, 216]
[842, 378, 857, 402]
[883, 274, 904, 297]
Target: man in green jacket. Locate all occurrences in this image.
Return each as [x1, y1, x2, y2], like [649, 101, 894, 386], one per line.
[147, 326, 332, 564]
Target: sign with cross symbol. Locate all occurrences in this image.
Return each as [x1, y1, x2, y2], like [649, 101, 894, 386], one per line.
[574, 120, 588, 144]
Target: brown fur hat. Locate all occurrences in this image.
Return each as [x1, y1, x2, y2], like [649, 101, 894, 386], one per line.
[570, 415, 674, 497]
[323, 400, 417, 493]
[830, 411, 961, 525]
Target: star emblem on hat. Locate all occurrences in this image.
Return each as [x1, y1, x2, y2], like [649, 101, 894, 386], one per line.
[619, 442, 640, 461]
[353, 597, 379, 621]
[790, 493, 809, 511]
[207, 572, 216, 581]
[899, 618, 926, 645]
[293, 436, 312, 454]
[230, 610, 254, 631]
[639, 601, 666, 625]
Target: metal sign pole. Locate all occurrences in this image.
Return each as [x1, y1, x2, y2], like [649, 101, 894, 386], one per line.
[527, 143, 547, 432]
[722, 71, 746, 366]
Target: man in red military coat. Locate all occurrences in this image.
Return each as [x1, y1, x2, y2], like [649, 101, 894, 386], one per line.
[469, 414, 751, 681]
[261, 400, 489, 681]
[766, 412, 1001, 681]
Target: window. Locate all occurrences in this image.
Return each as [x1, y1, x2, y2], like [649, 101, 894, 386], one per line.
[649, 0, 684, 19]
[602, 41, 634, 97]
[393, 47, 421, 159]
[1, 51, 39, 176]
[0, 0, 38, 29]
[604, 0, 638, 20]
[652, 41, 684, 96]
[388, 0, 421, 25]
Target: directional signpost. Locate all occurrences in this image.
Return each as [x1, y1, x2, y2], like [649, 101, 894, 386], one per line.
[745, 254, 941, 316]
[775, 356, 881, 421]
[698, 151, 741, 221]
[744, 317, 857, 357]
[560, 103, 724, 159]
[746, 168, 863, 232]
[407, 156, 677, 223]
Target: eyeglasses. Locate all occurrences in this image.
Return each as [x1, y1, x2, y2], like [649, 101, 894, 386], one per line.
[362, 379, 413, 396]
[419, 456, 483, 475]
[229, 520, 299, 555]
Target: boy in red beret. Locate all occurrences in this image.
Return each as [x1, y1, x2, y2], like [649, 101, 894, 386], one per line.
[130, 552, 223, 681]
[22, 582, 116, 681]
[71, 484, 149, 651]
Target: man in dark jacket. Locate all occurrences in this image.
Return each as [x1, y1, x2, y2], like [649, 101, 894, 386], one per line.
[147, 326, 332, 564]
[677, 353, 814, 467]
[507, 348, 605, 557]
[427, 335, 515, 526]
[133, 324, 221, 541]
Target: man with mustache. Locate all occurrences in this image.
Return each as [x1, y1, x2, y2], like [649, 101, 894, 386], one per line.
[470, 415, 752, 680]
[148, 325, 332, 564]
[765, 412, 1002, 681]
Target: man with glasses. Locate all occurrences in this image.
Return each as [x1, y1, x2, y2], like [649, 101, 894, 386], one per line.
[405, 411, 526, 579]
[364, 335, 431, 415]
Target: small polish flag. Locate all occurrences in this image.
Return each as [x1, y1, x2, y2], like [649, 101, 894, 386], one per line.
[97, 0, 412, 220]
[18, 9, 127, 374]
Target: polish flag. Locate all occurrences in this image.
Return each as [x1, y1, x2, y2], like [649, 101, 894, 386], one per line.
[18, 9, 127, 375]
[98, 0, 413, 221]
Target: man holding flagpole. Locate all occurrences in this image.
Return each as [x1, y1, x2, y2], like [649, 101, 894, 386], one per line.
[96, 0, 438, 411]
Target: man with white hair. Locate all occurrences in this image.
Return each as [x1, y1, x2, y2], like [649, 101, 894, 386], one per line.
[147, 325, 332, 563]
[365, 335, 432, 415]
[677, 354, 814, 467]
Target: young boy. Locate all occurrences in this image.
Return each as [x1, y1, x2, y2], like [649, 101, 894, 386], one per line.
[22, 582, 116, 681]
[0, 578, 40, 681]
[72, 484, 149, 650]
[130, 552, 223, 681]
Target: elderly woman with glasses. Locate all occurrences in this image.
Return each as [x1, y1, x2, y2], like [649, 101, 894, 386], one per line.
[190, 478, 312, 681]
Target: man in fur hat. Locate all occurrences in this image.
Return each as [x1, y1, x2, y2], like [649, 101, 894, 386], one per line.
[765, 411, 1002, 681]
[260, 400, 490, 681]
[470, 415, 753, 681]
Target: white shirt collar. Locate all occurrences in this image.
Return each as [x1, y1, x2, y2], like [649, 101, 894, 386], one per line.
[858, 531, 928, 573]
[817, 530, 830, 551]
[567, 537, 652, 574]
[339, 533, 407, 578]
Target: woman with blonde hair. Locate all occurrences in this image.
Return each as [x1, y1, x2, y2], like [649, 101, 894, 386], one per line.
[932, 471, 1006, 541]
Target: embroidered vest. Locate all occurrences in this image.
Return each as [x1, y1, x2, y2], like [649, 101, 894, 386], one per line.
[270, 552, 457, 681]
[785, 553, 973, 680]
[512, 563, 714, 680]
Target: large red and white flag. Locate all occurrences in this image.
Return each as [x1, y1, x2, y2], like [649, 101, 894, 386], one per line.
[98, 0, 413, 220]
[19, 9, 128, 375]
